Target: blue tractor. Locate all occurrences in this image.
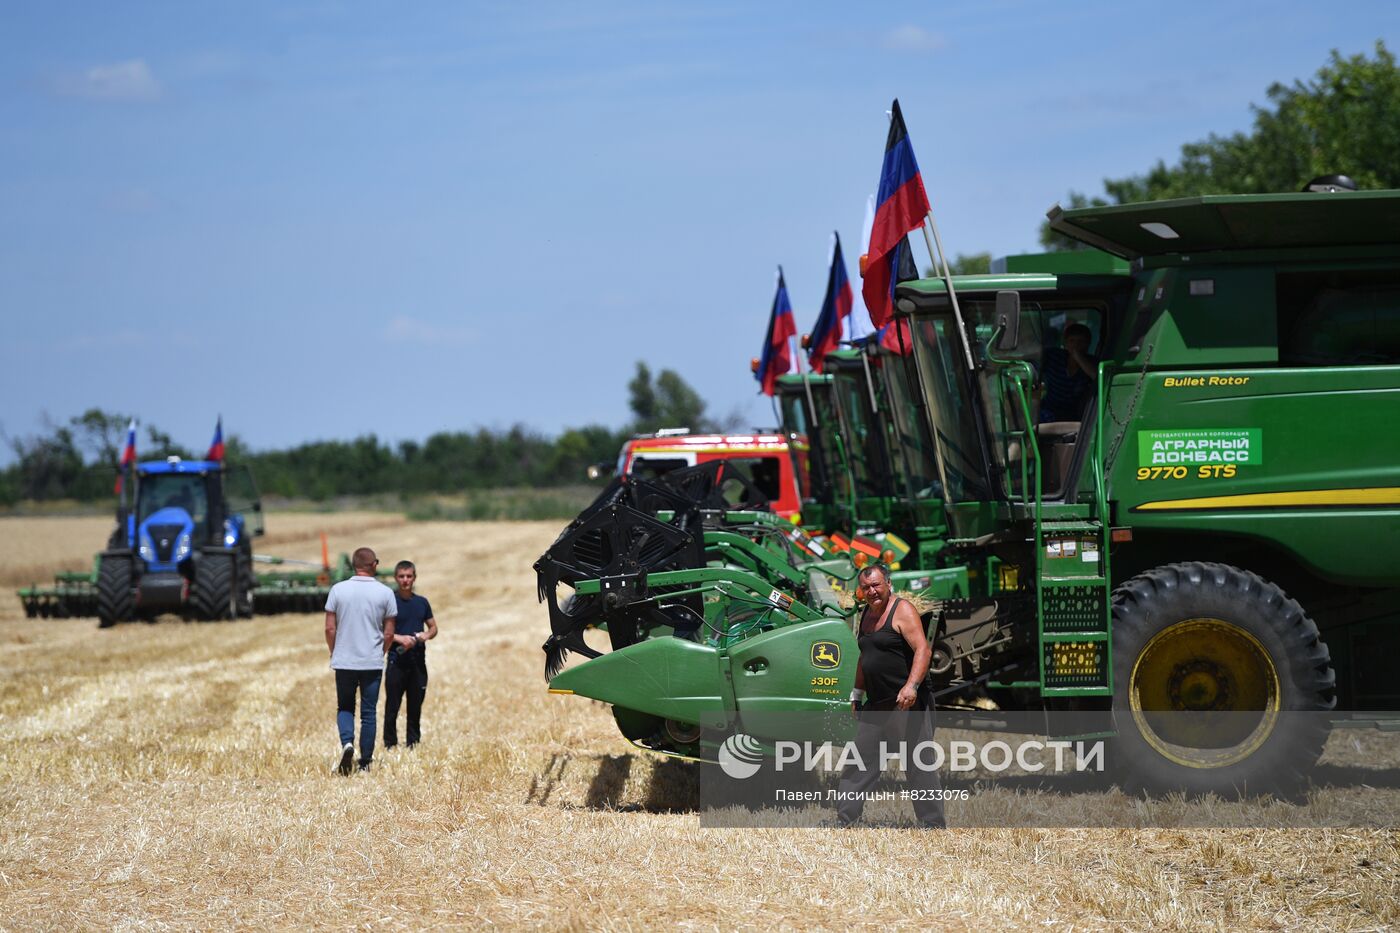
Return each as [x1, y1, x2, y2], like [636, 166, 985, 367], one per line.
[96, 457, 264, 626]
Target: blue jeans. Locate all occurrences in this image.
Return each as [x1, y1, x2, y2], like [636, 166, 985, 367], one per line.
[335, 669, 382, 765]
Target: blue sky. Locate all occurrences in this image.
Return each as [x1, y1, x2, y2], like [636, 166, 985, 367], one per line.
[2, 1, 1395, 459]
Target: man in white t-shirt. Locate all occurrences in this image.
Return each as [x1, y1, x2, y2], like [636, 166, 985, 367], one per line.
[325, 547, 397, 774]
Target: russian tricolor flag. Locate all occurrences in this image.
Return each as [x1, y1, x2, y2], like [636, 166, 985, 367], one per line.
[861, 99, 931, 328]
[807, 233, 854, 373]
[114, 418, 137, 495]
[756, 268, 797, 397]
[206, 416, 225, 462]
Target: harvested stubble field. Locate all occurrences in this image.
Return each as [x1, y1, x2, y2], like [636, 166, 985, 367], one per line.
[0, 514, 1397, 930]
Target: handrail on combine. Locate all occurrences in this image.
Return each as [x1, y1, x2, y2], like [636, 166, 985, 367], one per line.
[985, 329, 1043, 523]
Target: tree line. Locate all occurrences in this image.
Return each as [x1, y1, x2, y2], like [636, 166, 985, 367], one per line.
[1042, 42, 1399, 248]
[1, 363, 734, 506]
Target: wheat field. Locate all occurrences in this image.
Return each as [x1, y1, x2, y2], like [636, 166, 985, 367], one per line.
[0, 514, 1397, 930]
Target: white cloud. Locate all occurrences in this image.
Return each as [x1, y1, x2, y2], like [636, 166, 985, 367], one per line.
[383, 316, 475, 347]
[882, 25, 948, 53]
[54, 59, 162, 102]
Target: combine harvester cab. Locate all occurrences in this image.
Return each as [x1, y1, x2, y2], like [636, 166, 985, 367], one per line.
[893, 185, 1400, 791]
[774, 372, 840, 533]
[774, 345, 950, 576]
[820, 341, 951, 573]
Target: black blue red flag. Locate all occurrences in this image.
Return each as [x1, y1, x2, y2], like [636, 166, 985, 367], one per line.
[206, 416, 225, 462]
[878, 317, 913, 355]
[114, 418, 137, 495]
[877, 237, 922, 355]
[807, 233, 854, 373]
[756, 268, 797, 396]
[862, 99, 931, 328]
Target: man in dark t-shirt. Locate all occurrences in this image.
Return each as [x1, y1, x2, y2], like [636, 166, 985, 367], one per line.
[1039, 322, 1096, 423]
[384, 560, 437, 748]
[837, 563, 945, 828]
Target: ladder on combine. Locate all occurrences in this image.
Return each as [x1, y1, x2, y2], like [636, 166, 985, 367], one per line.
[999, 361, 1113, 697]
[1036, 518, 1112, 696]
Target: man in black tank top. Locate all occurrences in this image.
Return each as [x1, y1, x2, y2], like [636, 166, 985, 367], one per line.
[837, 564, 946, 827]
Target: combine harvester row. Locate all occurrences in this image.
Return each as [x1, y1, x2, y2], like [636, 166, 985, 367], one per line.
[538, 98, 1400, 794]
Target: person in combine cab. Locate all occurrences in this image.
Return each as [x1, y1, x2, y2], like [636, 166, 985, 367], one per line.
[384, 560, 437, 749]
[325, 546, 396, 775]
[837, 563, 946, 828]
[1038, 321, 1096, 423]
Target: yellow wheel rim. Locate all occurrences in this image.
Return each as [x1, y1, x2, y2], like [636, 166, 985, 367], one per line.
[1128, 618, 1280, 769]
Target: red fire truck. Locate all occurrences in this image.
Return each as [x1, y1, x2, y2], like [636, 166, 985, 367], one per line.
[612, 429, 806, 519]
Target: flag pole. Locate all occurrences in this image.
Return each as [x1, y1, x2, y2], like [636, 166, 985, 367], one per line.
[923, 209, 976, 370]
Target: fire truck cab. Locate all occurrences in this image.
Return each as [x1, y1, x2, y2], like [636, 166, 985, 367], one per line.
[616, 428, 806, 519]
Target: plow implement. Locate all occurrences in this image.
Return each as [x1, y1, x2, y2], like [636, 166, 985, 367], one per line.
[17, 570, 101, 619]
[17, 534, 389, 620]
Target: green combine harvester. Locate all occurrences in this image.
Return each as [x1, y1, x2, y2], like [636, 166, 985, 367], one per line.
[540, 183, 1400, 792]
[17, 457, 386, 624]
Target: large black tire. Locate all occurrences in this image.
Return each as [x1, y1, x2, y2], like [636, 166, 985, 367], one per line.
[193, 552, 236, 621]
[1110, 561, 1335, 794]
[233, 551, 255, 619]
[96, 554, 134, 629]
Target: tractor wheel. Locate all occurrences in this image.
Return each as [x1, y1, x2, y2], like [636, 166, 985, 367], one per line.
[96, 554, 134, 629]
[1110, 561, 1335, 794]
[193, 552, 236, 621]
[233, 551, 255, 619]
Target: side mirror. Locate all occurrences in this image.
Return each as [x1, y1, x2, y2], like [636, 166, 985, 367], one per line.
[994, 290, 1021, 351]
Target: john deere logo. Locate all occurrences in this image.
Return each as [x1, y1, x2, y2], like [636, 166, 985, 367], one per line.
[811, 641, 841, 669]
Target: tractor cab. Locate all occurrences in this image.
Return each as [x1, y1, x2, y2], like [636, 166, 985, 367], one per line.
[132, 469, 210, 573]
[127, 459, 264, 565]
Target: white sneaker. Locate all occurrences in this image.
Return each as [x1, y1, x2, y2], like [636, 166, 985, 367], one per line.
[337, 743, 355, 776]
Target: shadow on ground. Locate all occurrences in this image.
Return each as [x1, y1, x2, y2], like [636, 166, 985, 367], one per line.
[526, 753, 700, 812]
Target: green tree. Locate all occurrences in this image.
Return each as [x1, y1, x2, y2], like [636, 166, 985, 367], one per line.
[926, 252, 992, 276]
[627, 361, 713, 433]
[70, 409, 133, 467]
[627, 362, 658, 425]
[1042, 41, 1400, 249]
[145, 426, 192, 461]
[9, 426, 85, 500]
[549, 424, 626, 480]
